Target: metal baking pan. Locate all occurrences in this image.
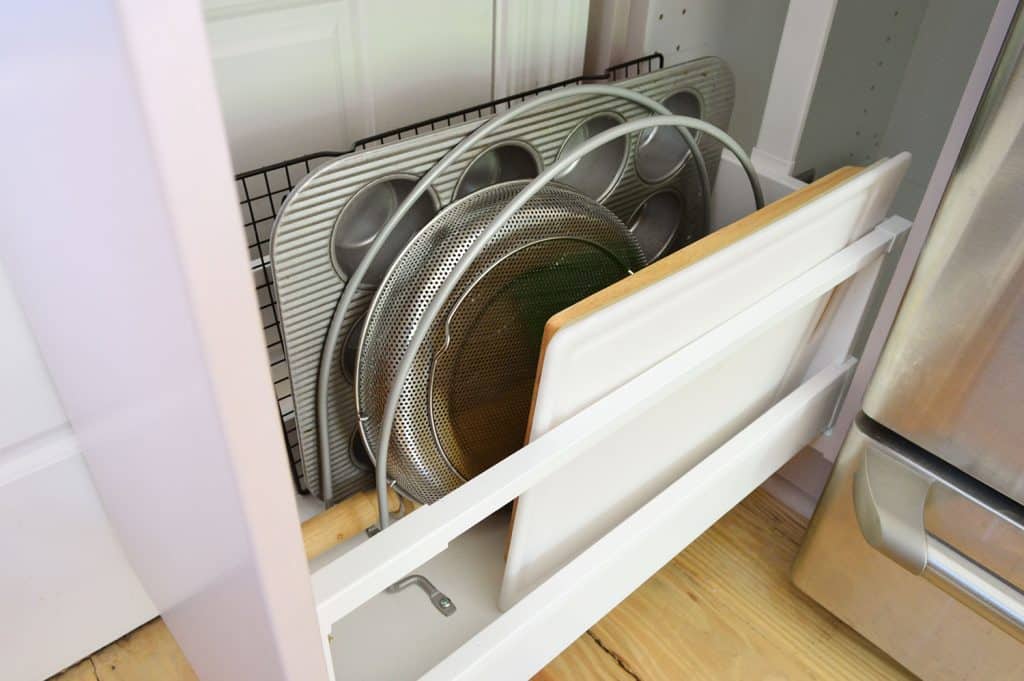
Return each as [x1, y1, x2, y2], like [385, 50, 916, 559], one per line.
[270, 56, 735, 503]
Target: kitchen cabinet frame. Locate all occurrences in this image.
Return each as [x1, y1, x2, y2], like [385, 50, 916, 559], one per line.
[0, 1, 1016, 679]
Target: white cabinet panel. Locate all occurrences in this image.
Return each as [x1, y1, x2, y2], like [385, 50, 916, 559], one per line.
[644, 0, 789, 151]
[493, 0, 588, 97]
[205, 0, 494, 172]
[0, 242, 155, 681]
[0, 428, 156, 681]
[360, 0, 494, 133]
[206, 2, 368, 172]
[2, 2, 331, 678]
[0, 261, 65, 453]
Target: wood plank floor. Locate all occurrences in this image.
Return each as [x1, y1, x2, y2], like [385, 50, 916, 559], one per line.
[51, 619, 198, 681]
[540, 490, 912, 680]
[51, 490, 911, 681]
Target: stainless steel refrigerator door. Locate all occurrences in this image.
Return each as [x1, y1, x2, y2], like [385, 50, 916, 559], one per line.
[793, 416, 1024, 681]
[861, 18, 1024, 505]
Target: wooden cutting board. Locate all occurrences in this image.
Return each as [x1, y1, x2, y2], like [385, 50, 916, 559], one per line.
[500, 156, 909, 610]
[522, 164, 864, 440]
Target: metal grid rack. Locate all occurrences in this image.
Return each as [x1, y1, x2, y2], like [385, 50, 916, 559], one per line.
[235, 53, 664, 491]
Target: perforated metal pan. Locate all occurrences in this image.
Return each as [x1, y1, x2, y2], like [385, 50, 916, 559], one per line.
[270, 57, 734, 503]
[355, 181, 645, 503]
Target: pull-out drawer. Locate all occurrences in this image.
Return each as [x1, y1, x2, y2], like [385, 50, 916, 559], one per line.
[14, 1, 1008, 677]
[309, 157, 911, 679]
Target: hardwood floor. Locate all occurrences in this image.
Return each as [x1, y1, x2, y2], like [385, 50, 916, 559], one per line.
[51, 490, 910, 681]
[51, 620, 197, 681]
[541, 490, 911, 680]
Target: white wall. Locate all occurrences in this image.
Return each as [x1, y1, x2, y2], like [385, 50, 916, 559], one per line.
[0, 260, 156, 681]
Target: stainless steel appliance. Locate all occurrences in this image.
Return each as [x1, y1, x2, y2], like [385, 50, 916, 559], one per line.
[793, 13, 1024, 680]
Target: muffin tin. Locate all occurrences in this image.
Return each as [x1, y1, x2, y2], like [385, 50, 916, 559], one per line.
[270, 56, 735, 503]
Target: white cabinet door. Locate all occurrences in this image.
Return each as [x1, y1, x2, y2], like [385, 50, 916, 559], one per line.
[204, 0, 491, 172]
[0, 265, 65, 454]
[0, 263, 156, 681]
[203, 0, 588, 172]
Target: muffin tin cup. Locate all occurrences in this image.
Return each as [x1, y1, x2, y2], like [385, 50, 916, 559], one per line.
[453, 141, 542, 200]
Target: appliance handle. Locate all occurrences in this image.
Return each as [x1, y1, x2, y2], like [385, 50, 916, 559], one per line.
[852, 415, 1024, 642]
[925, 535, 1024, 634]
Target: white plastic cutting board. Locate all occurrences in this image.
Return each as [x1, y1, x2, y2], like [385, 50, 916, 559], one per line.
[500, 154, 910, 609]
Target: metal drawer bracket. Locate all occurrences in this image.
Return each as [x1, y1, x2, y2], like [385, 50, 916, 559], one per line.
[822, 215, 912, 435]
[386, 574, 457, 617]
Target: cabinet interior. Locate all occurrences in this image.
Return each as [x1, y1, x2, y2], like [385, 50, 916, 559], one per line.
[199, 1, 1002, 677]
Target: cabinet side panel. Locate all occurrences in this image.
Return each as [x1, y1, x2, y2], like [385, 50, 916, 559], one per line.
[0, 2, 328, 680]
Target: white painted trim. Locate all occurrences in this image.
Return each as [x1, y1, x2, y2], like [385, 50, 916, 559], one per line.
[492, 0, 589, 98]
[753, 0, 839, 177]
[204, 0, 327, 22]
[337, 0, 377, 144]
[0, 425, 78, 487]
[582, 0, 632, 73]
[115, 3, 331, 677]
[423, 359, 855, 680]
[312, 222, 901, 630]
